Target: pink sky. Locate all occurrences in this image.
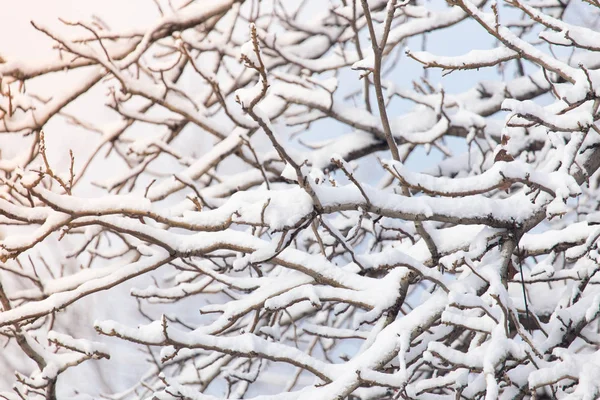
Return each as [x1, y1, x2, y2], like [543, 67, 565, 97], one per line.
[1, 0, 156, 63]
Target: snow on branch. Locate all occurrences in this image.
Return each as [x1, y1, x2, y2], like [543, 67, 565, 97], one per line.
[1, 0, 600, 399]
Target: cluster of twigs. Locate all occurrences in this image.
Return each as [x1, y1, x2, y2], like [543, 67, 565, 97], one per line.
[1, 0, 600, 399]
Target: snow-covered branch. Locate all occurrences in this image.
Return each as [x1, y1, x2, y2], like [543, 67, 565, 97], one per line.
[2, 0, 600, 399]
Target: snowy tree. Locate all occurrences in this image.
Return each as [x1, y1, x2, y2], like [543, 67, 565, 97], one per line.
[2, 0, 600, 398]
